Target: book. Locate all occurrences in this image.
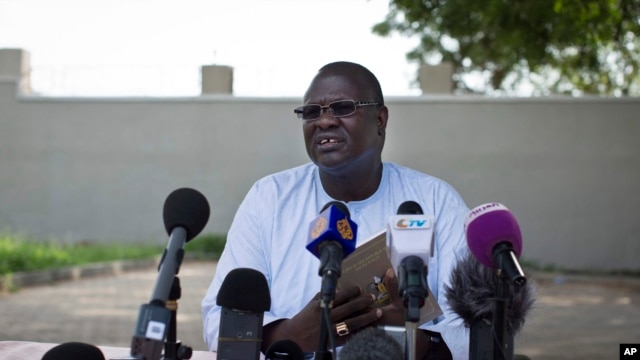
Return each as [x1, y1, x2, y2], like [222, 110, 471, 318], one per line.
[337, 229, 442, 326]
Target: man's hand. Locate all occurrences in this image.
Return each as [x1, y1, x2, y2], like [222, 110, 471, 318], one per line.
[261, 286, 382, 352]
[377, 267, 406, 326]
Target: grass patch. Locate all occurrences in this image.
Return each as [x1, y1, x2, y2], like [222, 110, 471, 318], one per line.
[0, 232, 226, 275]
[185, 233, 227, 260]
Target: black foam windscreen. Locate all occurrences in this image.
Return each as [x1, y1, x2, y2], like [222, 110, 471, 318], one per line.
[339, 327, 404, 360]
[320, 201, 350, 217]
[162, 187, 210, 242]
[41, 342, 105, 360]
[446, 252, 535, 334]
[216, 267, 271, 312]
[397, 200, 424, 215]
[265, 339, 304, 360]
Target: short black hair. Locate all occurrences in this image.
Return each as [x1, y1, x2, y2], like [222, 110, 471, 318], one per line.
[317, 61, 384, 106]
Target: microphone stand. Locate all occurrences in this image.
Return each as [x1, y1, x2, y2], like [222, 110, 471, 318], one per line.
[315, 243, 343, 360]
[316, 300, 333, 360]
[163, 276, 193, 360]
[492, 269, 513, 360]
[399, 256, 428, 360]
[404, 287, 422, 360]
[404, 321, 418, 360]
[492, 242, 524, 360]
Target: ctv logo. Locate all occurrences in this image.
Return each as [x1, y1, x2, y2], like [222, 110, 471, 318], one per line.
[621, 344, 640, 358]
[395, 219, 429, 229]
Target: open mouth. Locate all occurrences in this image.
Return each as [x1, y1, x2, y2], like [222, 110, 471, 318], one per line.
[314, 133, 345, 151]
[319, 138, 339, 145]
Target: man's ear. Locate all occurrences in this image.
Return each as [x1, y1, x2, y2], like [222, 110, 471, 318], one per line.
[377, 105, 389, 136]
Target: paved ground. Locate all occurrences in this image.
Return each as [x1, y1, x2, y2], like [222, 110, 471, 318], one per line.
[1, 261, 639, 359]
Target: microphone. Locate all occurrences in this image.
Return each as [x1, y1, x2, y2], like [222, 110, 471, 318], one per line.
[386, 201, 434, 321]
[386, 201, 434, 360]
[446, 252, 535, 359]
[42, 342, 105, 360]
[216, 267, 271, 360]
[305, 201, 357, 304]
[465, 203, 526, 286]
[130, 187, 210, 360]
[446, 252, 534, 335]
[306, 201, 357, 357]
[339, 327, 404, 360]
[264, 339, 304, 360]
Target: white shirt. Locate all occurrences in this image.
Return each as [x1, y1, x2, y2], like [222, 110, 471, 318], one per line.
[202, 162, 470, 358]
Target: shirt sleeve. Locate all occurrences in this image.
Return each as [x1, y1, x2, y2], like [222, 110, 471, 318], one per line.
[421, 186, 470, 359]
[201, 182, 271, 351]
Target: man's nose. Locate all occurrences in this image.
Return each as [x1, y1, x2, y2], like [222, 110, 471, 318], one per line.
[314, 107, 340, 128]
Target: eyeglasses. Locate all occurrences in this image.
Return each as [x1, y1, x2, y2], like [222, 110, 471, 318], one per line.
[294, 100, 380, 121]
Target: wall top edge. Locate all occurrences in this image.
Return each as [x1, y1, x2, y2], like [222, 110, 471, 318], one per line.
[14, 94, 303, 104]
[2, 79, 638, 104]
[11, 94, 640, 105]
[384, 95, 640, 104]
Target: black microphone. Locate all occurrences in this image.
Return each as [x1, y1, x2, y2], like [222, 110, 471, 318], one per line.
[42, 342, 105, 360]
[216, 267, 271, 360]
[446, 252, 535, 359]
[264, 339, 304, 360]
[130, 187, 210, 360]
[339, 327, 404, 360]
[156, 187, 211, 302]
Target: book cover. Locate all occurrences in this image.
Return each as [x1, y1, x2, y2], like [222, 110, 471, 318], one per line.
[337, 229, 442, 325]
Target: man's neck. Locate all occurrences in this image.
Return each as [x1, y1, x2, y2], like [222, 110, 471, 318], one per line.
[319, 162, 383, 202]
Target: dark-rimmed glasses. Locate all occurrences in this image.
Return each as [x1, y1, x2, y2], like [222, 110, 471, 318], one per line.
[294, 100, 380, 121]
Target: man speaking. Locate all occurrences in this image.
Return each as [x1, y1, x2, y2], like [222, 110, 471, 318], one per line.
[201, 61, 470, 359]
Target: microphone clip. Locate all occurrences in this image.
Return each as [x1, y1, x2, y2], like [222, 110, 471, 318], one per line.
[492, 242, 527, 286]
[398, 255, 428, 323]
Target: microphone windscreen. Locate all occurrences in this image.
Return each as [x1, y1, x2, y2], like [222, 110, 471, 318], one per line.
[446, 252, 535, 334]
[216, 268, 271, 312]
[42, 342, 105, 360]
[397, 200, 424, 215]
[465, 203, 522, 268]
[321, 200, 350, 217]
[265, 339, 304, 360]
[162, 187, 210, 241]
[339, 327, 403, 360]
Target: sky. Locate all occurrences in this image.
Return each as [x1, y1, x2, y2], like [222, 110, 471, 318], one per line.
[0, 0, 423, 97]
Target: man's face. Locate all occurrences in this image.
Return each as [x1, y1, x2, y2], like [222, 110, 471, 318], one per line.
[302, 73, 386, 173]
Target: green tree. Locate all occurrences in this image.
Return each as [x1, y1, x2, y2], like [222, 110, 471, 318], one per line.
[373, 0, 640, 96]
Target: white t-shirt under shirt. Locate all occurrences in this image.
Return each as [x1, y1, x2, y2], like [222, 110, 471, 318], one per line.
[202, 162, 471, 358]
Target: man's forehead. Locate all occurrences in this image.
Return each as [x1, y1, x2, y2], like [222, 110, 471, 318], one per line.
[305, 73, 368, 102]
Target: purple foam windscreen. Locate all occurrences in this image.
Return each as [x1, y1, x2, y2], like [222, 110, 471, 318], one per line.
[464, 203, 522, 269]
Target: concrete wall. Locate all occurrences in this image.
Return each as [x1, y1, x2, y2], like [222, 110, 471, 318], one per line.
[1, 78, 639, 272]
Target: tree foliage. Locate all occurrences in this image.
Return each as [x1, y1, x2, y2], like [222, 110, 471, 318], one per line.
[373, 0, 640, 96]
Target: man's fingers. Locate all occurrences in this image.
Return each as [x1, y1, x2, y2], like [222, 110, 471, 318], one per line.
[312, 285, 359, 302]
[334, 286, 361, 305]
[334, 307, 383, 337]
[384, 267, 399, 299]
[333, 293, 372, 320]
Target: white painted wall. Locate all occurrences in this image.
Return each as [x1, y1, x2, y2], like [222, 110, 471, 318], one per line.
[1, 79, 639, 272]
